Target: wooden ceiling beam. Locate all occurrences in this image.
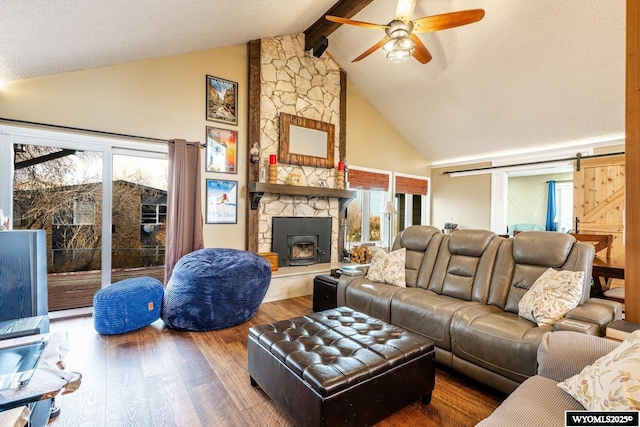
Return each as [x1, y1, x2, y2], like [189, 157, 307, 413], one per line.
[304, 0, 375, 51]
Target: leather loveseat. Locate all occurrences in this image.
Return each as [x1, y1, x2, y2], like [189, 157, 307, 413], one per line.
[336, 226, 622, 394]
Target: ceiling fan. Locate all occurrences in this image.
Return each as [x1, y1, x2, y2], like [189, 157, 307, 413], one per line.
[326, 0, 485, 64]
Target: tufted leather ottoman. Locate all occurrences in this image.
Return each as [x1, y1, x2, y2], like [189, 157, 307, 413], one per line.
[248, 307, 435, 426]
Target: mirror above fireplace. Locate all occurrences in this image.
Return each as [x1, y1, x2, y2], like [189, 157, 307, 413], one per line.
[279, 113, 335, 168]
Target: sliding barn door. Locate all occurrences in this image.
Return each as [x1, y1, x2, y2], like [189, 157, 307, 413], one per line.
[573, 154, 625, 257]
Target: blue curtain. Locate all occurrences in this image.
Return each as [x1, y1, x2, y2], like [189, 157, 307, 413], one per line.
[546, 180, 557, 231]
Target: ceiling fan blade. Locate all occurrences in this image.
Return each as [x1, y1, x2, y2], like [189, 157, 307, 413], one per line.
[394, 0, 417, 23]
[409, 34, 432, 64]
[352, 36, 390, 62]
[326, 15, 389, 30]
[412, 9, 485, 33]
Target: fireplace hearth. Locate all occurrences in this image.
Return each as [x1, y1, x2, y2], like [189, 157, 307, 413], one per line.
[272, 217, 331, 267]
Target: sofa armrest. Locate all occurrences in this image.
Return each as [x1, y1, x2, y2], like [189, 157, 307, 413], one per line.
[336, 274, 365, 307]
[563, 299, 623, 336]
[536, 331, 619, 382]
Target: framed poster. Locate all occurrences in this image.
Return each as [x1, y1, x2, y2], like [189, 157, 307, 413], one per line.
[206, 179, 238, 224]
[206, 75, 238, 125]
[205, 126, 237, 173]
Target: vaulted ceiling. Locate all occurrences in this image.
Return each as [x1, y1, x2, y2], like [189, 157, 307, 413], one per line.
[0, 1, 626, 165]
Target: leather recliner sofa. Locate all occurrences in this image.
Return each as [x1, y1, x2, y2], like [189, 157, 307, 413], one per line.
[336, 226, 622, 394]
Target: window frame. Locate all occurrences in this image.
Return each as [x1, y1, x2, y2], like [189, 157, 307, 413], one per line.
[346, 166, 393, 247]
[0, 124, 168, 288]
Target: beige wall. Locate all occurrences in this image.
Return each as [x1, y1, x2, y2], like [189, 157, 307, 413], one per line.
[0, 45, 248, 249]
[0, 43, 430, 249]
[594, 144, 625, 155]
[346, 81, 430, 176]
[430, 164, 491, 230]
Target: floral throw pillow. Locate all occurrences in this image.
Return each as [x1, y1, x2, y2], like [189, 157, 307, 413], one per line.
[518, 268, 584, 326]
[365, 247, 406, 287]
[558, 330, 640, 411]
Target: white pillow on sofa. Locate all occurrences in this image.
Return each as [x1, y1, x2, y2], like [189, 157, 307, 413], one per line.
[365, 247, 406, 287]
[518, 268, 584, 326]
[557, 330, 640, 411]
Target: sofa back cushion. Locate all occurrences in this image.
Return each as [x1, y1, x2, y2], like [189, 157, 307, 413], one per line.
[391, 225, 442, 287]
[488, 232, 595, 313]
[426, 229, 501, 302]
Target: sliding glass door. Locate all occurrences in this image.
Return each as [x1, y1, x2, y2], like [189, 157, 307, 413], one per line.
[2, 126, 167, 311]
[111, 152, 168, 285]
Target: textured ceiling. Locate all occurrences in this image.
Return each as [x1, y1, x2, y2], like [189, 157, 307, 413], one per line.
[0, 1, 626, 165]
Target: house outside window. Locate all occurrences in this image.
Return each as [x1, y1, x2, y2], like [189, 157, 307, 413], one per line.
[52, 201, 96, 226]
[74, 201, 95, 225]
[141, 204, 167, 225]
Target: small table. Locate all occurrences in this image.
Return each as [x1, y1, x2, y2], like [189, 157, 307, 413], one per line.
[312, 274, 340, 312]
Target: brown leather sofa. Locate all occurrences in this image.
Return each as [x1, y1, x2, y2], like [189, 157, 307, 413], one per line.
[336, 226, 622, 394]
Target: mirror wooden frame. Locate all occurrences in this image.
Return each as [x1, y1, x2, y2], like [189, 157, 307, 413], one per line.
[279, 113, 335, 168]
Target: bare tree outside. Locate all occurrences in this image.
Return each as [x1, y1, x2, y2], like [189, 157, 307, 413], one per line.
[13, 145, 167, 273]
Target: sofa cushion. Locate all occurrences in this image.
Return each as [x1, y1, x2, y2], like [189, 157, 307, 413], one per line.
[343, 280, 404, 323]
[518, 268, 584, 326]
[427, 230, 500, 302]
[395, 225, 440, 252]
[391, 288, 478, 353]
[449, 229, 496, 257]
[512, 231, 575, 267]
[365, 247, 406, 287]
[491, 234, 594, 314]
[557, 330, 640, 411]
[451, 304, 552, 383]
[394, 225, 443, 287]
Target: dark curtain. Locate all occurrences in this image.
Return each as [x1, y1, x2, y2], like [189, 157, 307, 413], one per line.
[545, 180, 558, 231]
[164, 139, 204, 284]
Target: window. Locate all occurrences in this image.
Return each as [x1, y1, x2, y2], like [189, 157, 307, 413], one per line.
[346, 168, 390, 248]
[52, 201, 95, 225]
[141, 204, 167, 225]
[556, 182, 573, 232]
[1, 125, 168, 311]
[75, 201, 95, 225]
[394, 174, 429, 232]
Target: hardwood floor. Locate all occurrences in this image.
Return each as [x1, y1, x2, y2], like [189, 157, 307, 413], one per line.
[48, 296, 504, 426]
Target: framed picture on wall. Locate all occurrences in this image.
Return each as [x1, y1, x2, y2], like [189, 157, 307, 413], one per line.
[205, 126, 237, 173]
[206, 75, 238, 125]
[206, 179, 238, 224]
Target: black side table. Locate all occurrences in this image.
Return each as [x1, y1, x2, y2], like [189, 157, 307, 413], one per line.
[313, 274, 340, 312]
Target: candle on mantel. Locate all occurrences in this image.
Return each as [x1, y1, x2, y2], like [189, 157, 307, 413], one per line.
[269, 154, 277, 165]
[338, 161, 345, 171]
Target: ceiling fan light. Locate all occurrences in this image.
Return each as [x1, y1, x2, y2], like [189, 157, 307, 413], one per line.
[382, 36, 416, 63]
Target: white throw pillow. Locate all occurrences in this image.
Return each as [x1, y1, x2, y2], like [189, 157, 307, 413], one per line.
[558, 330, 640, 411]
[365, 247, 406, 287]
[518, 268, 584, 326]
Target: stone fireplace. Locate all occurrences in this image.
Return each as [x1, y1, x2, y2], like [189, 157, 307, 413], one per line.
[246, 33, 350, 261]
[272, 217, 332, 267]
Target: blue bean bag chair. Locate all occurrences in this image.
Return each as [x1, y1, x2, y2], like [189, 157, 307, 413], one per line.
[162, 248, 272, 331]
[93, 276, 164, 335]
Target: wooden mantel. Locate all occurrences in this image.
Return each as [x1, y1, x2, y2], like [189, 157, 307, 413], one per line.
[248, 182, 356, 210]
